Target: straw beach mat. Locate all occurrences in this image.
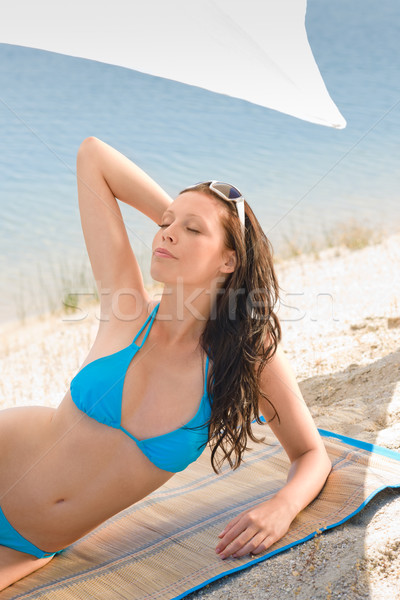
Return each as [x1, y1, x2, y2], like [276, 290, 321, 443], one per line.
[3, 422, 400, 600]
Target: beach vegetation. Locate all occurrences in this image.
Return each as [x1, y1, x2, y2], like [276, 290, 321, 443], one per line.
[276, 218, 387, 261]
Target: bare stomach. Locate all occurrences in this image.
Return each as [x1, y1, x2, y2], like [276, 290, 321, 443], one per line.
[0, 393, 174, 553]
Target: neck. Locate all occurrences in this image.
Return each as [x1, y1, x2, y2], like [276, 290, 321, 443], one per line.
[152, 280, 224, 347]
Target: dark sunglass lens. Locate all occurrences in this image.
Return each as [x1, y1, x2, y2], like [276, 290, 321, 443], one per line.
[227, 187, 241, 199]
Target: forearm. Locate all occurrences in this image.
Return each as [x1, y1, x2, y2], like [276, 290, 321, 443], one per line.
[77, 136, 173, 223]
[273, 447, 332, 520]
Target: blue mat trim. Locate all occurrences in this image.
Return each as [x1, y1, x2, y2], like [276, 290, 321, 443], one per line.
[257, 415, 400, 461]
[318, 428, 400, 461]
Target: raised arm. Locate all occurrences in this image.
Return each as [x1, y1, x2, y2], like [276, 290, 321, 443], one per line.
[215, 343, 331, 560]
[76, 137, 173, 318]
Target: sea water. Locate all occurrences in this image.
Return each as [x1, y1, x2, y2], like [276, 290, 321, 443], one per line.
[0, 0, 399, 324]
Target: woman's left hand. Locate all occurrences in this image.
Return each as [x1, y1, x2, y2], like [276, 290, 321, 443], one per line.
[215, 496, 294, 560]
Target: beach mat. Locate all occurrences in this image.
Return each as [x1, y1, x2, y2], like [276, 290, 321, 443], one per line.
[3, 422, 400, 600]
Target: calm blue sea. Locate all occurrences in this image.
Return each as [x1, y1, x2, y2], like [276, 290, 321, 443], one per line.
[0, 0, 399, 324]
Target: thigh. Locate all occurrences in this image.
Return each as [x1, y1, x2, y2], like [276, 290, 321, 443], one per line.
[0, 546, 53, 591]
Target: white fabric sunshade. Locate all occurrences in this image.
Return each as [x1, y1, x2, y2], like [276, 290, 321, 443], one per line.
[0, 0, 346, 128]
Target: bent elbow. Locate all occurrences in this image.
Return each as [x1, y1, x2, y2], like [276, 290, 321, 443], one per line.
[76, 136, 102, 171]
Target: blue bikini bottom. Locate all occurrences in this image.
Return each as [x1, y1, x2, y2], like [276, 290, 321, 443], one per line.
[0, 505, 62, 559]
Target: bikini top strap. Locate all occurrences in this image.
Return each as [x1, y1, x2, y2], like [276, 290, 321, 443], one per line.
[132, 302, 160, 348]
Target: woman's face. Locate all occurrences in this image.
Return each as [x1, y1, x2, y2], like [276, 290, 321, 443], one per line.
[150, 191, 236, 288]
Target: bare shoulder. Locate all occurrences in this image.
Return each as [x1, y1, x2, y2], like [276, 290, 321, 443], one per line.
[95, 293, 157, 344]
[257, 342, 303, 405]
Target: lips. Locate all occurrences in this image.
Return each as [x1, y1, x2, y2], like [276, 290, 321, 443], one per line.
[154, 247, 177, 259]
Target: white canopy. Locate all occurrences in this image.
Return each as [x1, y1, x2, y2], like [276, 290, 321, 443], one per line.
[1, 0, 346, 128]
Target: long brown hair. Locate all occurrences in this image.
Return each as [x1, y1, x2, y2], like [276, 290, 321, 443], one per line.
[179, 183, 282, 474]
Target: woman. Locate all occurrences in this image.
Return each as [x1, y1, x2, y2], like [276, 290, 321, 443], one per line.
[0, 137, 331, 590]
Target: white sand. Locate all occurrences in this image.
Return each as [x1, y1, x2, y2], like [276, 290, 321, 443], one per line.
[1, 233, 399, 599]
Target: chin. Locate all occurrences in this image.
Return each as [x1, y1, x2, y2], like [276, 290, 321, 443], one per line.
[150, 268, 186, 287]
[150, 264, 169, 284]
[150, 271, 163, 284]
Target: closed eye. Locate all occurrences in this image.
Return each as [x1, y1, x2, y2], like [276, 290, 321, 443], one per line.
[158, 224, 200, 234]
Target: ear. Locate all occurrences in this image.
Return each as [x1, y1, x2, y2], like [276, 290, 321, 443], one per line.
[220, 249, 237, 274]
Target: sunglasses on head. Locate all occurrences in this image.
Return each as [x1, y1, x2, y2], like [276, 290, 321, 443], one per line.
[184, 181, 246, 235]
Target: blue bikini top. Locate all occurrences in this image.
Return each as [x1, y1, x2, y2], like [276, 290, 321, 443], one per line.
[70, 303, 212, 472]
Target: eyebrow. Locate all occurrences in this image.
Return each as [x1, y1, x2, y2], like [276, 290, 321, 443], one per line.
[163, 209, 206, 221]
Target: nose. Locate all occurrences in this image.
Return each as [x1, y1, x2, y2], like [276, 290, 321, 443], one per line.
[162, 226, 176, 242]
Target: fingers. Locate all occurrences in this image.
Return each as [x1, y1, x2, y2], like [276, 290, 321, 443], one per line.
[216, 526, 255, 559]
[231, 533, 274, 558]
[216, 517, 270, 559]
[215, 500, 292, 561]
[216, 509, 261, 554]
[217, 513, 243, 538]
[217, 529, 274, 560]
[215, 512, 285, 559]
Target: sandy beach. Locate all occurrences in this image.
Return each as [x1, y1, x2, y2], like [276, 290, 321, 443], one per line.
[1, 232, 399, 599]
